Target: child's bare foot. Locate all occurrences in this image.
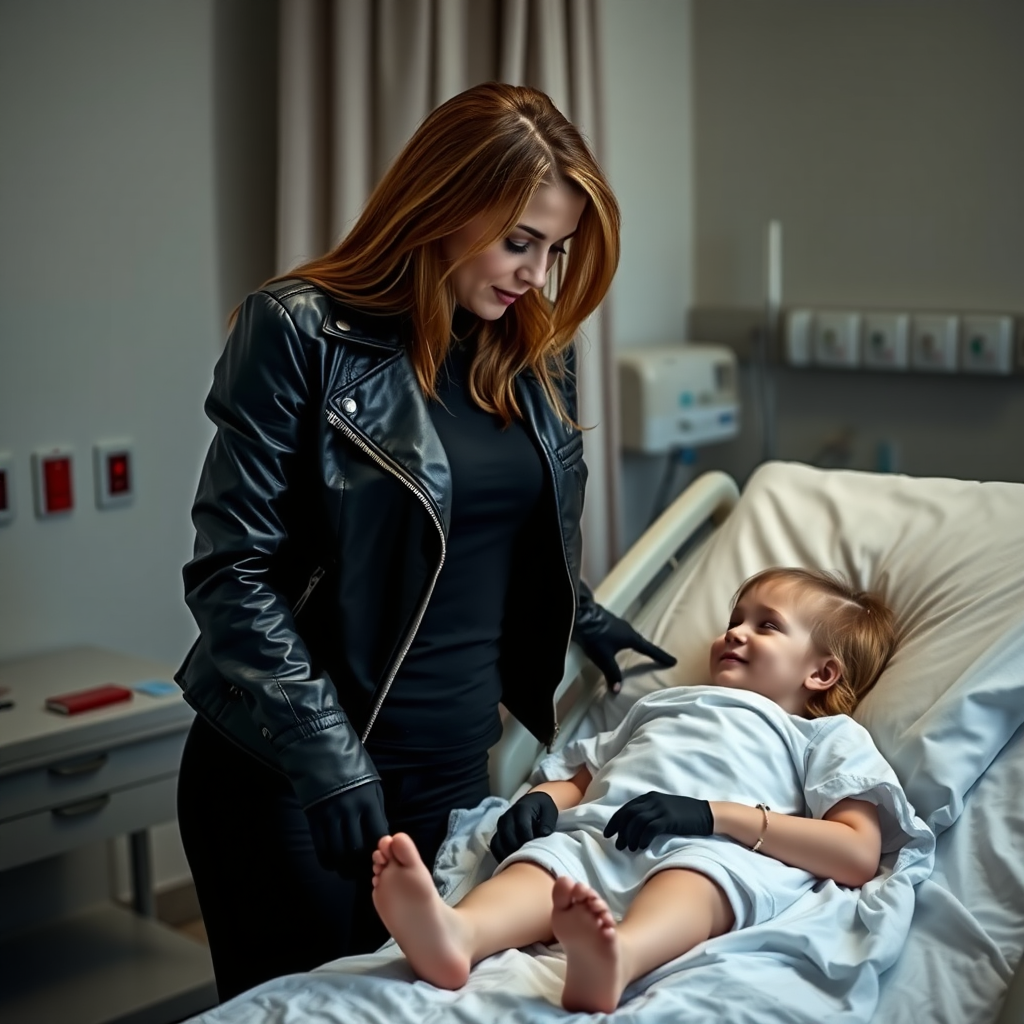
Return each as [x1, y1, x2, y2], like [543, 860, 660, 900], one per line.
[371, 832, 472, 989]
[551, 876, 626, 1013]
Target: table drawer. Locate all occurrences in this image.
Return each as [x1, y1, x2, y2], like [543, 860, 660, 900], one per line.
[0, 729, 188, 824]
[0, 773, 179, 871]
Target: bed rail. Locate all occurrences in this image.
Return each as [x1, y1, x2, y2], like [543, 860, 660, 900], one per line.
[489, 470, 740, 799]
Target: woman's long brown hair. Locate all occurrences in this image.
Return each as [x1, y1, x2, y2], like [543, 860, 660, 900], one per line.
[275, 82, 620, 425]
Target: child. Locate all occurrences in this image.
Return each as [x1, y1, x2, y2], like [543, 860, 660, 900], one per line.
[371, 567, 902, 1013]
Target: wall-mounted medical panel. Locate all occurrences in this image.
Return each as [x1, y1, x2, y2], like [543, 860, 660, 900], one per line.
[813, 311, 861, 368]
[960, 315, 1014, 375]
[910, 314, 960, 373]
[861, 313, 910, 371]
[785, 310, 814, 366]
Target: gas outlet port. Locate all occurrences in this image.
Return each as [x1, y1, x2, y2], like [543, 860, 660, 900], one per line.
[960, 315, 1014, 375]
[862, 313, 909, 371]
[910, 314, 959, 373]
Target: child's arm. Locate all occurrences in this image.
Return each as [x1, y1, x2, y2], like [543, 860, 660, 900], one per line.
[528, 765, 593, 810]
[490, 766, 593, 862]
[710, 797, 882, 888]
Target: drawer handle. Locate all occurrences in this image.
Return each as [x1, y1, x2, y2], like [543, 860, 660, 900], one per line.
[52, 794, 111, 818]
[48, 753, 109, 777]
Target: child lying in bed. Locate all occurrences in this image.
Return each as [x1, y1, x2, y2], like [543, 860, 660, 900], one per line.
[371, 567, 902, 1013]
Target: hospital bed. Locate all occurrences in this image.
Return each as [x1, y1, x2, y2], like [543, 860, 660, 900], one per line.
[191, 461, 1024, 1024]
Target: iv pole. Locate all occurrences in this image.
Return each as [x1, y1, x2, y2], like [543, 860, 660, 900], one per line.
[756, 220, 782, 463]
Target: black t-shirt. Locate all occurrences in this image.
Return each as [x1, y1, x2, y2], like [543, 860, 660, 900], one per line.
[365, 337, 545, 768]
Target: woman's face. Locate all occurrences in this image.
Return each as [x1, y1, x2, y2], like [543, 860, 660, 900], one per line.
[443, 180, 587, 320]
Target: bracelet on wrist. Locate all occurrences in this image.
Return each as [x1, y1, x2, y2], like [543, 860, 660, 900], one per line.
[751, 803, 770, 853]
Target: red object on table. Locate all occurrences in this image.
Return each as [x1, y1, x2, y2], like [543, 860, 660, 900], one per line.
[45, 684, 133, 715]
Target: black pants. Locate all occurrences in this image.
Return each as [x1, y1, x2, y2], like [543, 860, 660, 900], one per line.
[176, 714, 490, 1003]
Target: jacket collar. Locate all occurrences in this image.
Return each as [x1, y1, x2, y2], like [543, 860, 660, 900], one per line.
[327, 351, 452, 534]
[322, 301, 407, 352]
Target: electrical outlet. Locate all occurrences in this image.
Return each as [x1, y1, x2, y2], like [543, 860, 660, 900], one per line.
[785, 309, 814, 366]
[813, 311, 861, 368]
[960, 315, 1014, 375]
[910, 314, 959, 373]
[861, 313, 909, 371]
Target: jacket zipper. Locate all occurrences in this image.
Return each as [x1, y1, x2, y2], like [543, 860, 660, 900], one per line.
[543, 444, 576, 751]
[525, 408, 577, 751]
[291, 565, 326, 617]
[326, 408, 447, 743]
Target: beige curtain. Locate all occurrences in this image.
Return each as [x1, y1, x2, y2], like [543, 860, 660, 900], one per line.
[277, 0, 619, 581]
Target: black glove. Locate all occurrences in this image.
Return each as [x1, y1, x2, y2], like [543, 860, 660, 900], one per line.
[305, 779, 389, 876]
[490, 791, 559, 863]
[576, 610, 676, 694]
[603, 792, 714, 851]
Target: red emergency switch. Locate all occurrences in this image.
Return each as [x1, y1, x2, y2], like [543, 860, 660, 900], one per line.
[94, 440, 134, 508]
[32, 448, 75, 517]
[44, 458, 73, 511]
[107, 452, 131, 494]
[0, 453, 13, 525]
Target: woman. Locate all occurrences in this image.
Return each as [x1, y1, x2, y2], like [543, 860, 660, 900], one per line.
[175, 81, 674, 1002]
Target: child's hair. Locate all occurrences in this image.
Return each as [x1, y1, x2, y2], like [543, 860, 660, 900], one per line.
[735, 567, 899, 719]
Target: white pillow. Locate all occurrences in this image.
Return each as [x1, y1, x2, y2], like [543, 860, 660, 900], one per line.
[615, 461, 1024, 835]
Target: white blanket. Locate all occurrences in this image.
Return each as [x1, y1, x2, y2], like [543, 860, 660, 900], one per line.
[506, 687, 929, 934]
[197, 692, 935, 1024]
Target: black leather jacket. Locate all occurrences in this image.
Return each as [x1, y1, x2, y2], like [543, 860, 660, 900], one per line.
[176, 280, 609, 809]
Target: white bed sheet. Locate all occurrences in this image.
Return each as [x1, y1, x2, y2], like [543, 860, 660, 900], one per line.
[873, 721, 1024, 1024]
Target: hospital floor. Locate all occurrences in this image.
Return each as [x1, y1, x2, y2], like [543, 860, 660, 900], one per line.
[136, 881, 209, 946]
[176, 916, 208, 945]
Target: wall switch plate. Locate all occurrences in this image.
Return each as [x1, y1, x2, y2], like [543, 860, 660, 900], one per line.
[0, 452, 14, 526]
[910, 314, 959, 373]
[32, 447, 75, 517]
[960, 315, 1014, 375]
[785, 309, 814, 366]
[813, 311, 861, 367]
[94, 440, 135, 509]
[861, 312, 910, 370]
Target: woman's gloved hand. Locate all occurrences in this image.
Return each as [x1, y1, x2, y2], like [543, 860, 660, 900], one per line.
[305, 779, 389, 876]
[576, 610, 676, 694]
[490, 790, 558, 863]
[603, 792, 714, 851]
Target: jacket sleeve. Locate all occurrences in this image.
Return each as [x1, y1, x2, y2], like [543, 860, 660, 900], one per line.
[573, 576, 618, 643]
[183, 290, 378, 808]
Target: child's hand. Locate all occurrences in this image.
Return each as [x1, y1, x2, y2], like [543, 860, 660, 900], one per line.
[603, 792, 713, 851]
[491, 791, 559, 862]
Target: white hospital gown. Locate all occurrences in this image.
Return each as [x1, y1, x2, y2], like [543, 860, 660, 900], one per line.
[499, 686, 912, 930]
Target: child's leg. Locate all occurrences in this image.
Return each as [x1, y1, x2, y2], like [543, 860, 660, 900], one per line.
[553, 868, 734, 1013]
[372, 833, 556, 989]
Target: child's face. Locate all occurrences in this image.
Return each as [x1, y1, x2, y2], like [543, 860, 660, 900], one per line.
[708, 580, 838, 714]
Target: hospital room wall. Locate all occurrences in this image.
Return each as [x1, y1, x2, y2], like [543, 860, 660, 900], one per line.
[688, 0, 1024, 490]
[598, 0, 696, 551]
[0, 0, 277, 926]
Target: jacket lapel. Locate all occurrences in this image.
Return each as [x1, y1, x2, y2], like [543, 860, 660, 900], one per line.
[326, 352, 452, 536]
